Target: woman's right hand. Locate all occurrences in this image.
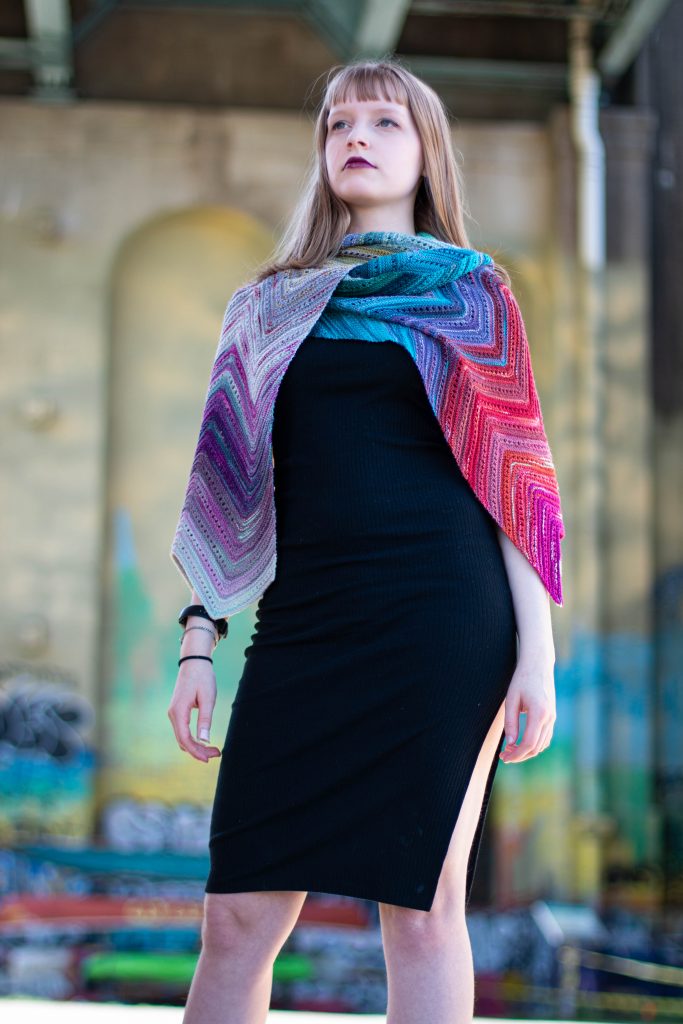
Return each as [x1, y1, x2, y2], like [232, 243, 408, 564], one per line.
[167, 661, 222, 763]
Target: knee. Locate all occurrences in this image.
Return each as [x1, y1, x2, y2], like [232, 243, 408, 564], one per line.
[380, 897, 464, 955]
[200, 893, 279, 962]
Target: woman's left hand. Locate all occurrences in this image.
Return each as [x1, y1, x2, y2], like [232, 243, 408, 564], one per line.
[499, 653, 556, 763]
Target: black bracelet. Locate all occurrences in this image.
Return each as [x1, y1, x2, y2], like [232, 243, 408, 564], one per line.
[178, 604, 228, 639]
[178, 654, 214, 666]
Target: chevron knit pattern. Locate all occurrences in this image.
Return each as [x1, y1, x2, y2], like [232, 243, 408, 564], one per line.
[170, 230, 565, 618]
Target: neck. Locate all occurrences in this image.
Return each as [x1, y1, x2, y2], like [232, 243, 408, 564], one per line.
[346, 212, 417, 236]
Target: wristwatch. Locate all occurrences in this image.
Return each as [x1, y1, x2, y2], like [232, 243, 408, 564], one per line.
[178, 603, 229, 639]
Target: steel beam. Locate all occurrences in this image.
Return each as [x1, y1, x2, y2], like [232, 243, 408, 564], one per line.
[350, 0, 412, 58]
[597, 0, 674, 79]
[22, 0, 74, 99]
[404, 54, 567, 91]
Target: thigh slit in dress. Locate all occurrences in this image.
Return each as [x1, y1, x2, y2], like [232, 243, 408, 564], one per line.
[205, 333, 518, 912]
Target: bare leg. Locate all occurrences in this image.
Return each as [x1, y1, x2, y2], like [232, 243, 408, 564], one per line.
[379, 700, 506, 1024]
[183, 889, 308, 1024]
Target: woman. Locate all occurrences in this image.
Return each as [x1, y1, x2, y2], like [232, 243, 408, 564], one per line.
[168, 57, 563, 1024]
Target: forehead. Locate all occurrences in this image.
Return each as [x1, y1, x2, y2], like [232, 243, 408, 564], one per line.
[327, 98, 406, 116]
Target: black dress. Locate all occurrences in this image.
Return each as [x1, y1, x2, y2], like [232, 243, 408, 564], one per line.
[205, 333, 518, 912]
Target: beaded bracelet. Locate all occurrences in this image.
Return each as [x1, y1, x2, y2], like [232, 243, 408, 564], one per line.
[181, 624, 217, 644]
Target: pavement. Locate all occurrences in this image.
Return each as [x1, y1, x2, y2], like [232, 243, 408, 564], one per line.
[3, 1002, 383, 1022]
[0, 1000, 613, 1023]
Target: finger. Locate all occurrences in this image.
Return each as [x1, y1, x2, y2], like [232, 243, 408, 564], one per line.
[500, 703, 527, 762]
[167, 705, 190, 754]
[174, 703, 220, 762]
[503, 692, 521, 748]
[531, 715, 555, 759]
[179, 717, 221, 761]
[503, 710, 544, 762]
[195, 725, 221, 757]
[196, 697, 216, 745]
[536, 719, 555, 756]
[513, 713, 552, 762]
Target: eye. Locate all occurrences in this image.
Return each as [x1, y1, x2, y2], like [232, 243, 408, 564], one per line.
[329, 117, 398, 131]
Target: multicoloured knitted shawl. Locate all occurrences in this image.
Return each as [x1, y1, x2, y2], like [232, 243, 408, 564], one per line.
[170, 230, 565, 617]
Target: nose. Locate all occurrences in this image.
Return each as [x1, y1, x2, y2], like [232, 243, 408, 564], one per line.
[346, 125, 368, 146]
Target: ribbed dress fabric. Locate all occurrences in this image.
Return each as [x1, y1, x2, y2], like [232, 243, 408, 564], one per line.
[205, 333, 518, 912]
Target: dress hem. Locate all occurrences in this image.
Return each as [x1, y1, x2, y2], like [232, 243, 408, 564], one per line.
[204, 721, 507, 914]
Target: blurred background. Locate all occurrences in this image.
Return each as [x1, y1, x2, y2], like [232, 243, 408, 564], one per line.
[1, 0, 682, 1018]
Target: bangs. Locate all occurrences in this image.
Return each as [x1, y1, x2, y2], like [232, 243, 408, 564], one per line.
[325, 64, 410, 113]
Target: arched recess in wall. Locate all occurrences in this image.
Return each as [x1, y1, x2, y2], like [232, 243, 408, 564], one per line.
[98, 207, 273, 813]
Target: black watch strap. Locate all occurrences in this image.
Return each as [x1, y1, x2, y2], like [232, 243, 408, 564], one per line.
[178, 603, 228, 638]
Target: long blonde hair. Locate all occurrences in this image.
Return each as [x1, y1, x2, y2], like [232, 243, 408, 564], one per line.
[252, 56, 510, 287]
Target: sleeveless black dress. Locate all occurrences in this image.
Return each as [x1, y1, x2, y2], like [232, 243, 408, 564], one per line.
[205, 333, 518, 912]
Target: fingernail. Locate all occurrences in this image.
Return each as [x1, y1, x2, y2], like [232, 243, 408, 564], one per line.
[199, 728, 209, 741]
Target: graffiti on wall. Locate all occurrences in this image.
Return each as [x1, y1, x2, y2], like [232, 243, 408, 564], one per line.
[0, 666, 96, 843]
[100, 797, 210, 854]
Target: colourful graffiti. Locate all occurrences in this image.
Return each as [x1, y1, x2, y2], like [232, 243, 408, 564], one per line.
[96, 505, 241, 812]
[100, 797, 211, 855]
[0, 666, 96, 844]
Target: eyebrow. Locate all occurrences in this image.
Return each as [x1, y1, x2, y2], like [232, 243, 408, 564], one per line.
[327, 104, 404, 119]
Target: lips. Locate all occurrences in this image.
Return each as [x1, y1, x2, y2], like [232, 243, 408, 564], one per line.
[344, 157, 375, 169]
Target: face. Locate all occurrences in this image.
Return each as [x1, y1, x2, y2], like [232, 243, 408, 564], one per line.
[324, 95, 424, 233]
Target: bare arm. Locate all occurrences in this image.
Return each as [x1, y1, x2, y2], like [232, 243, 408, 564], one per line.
[168, 589, 228, 763]
[495, 526, 555, 665]
[494, 525, 557, 764]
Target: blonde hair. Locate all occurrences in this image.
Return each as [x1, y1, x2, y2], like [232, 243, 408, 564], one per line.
[252, 56, 510, 287]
